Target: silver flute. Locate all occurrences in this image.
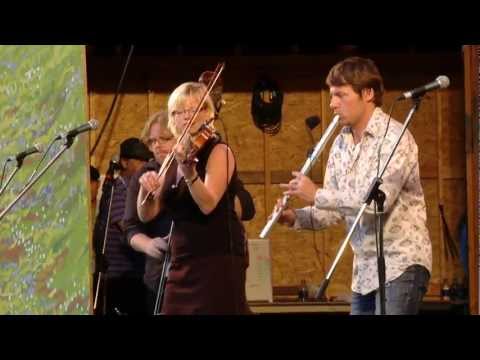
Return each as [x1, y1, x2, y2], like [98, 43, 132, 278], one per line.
[259, 115, 340, 239]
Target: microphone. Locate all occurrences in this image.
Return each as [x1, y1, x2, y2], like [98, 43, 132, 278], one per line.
[108, 155, 121, 173]
[56, 119, 99, 140]
[105, 155, 121, 184]
[110, 154, 121, 170]
[305, 115, 321, 157]
[8, 144, 43, 162]
[397, 75, 450, 100]
[305, 115, 321, 130]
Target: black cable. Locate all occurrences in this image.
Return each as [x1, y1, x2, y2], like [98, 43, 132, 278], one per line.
[376, 101, 397, 177]
[90, 45, 135, 156]
[0, 158, 10, 189]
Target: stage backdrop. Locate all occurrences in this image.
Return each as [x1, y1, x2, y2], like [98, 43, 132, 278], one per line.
[0, 45, 91, 314]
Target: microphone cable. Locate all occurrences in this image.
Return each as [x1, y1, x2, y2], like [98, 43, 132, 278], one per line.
[0, 158, 10, 190]
[90, 45, 134, 156]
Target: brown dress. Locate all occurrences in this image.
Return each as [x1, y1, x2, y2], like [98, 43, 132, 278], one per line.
[161, 138, 249, 314]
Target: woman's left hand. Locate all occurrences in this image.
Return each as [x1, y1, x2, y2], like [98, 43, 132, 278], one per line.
[174, 143, 197, 180]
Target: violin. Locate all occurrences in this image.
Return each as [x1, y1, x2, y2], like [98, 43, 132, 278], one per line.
[180, 117, 218, 166]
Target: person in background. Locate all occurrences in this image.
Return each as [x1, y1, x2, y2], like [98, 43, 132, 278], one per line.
[93, 138, 152, 315]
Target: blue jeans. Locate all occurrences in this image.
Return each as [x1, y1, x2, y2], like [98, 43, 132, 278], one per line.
[350, 265, 430, 315]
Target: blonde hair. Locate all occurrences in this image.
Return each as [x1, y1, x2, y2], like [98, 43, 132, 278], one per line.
[167, 82, 215, 138]
[140, 110, 171, 145]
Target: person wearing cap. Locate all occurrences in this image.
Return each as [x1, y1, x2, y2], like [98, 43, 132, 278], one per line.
[92, 137, 153, 315]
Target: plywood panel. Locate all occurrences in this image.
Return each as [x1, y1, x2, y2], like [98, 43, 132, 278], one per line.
[270, 91, 323, 182]
[441, 179, 467, 281]
[422, 179, 442, 295]
[266, 185, 325, 289]
[440, 89, 466, 179]
[90, 92, 148, 173]
[323, 223, 351, 300]
[383, 91, 438, 179]
[320, 90, 342, 178]
[147, 91, 169, 118]
[221, 92, 265, 173]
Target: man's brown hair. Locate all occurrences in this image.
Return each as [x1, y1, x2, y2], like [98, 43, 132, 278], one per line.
[326, 56, 384, 106]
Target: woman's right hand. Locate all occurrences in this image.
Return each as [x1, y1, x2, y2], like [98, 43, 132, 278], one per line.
[139, 171, 165, 197]
[273, 198, 296, 227]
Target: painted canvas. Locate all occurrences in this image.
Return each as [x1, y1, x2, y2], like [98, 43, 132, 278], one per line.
[0, 45, 91, 314]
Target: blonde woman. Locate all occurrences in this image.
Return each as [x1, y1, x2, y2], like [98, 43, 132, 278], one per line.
[137, 83, 249, 314]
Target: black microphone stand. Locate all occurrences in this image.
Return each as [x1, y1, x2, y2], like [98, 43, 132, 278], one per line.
[316, 97, 423, 315]
[93, 173, 116, 315]
[0, 135, 76, 222]
[153, 221, 174, 315]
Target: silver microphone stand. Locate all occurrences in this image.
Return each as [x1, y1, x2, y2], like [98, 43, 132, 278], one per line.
[93, 175, 116, 314]
[153, 221, 175, 315]
[0, 135, 75, 222]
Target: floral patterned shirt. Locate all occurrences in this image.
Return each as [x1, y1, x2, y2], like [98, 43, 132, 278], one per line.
[294, 107, 432, 295]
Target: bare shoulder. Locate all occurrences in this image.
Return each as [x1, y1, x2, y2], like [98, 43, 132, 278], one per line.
[209, 143, 234, 158]
[207, 143, 236, 170]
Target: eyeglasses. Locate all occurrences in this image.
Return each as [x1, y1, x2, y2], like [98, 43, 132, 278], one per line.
[146, 136, 174, 147]
[172, 107, 206, 118]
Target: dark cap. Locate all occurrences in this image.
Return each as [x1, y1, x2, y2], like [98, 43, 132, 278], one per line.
[120, 137, 153, 161]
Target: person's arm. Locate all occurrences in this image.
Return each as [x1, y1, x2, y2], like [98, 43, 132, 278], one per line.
[279, 138, 343, 230]
[313, 131, 417, 216]
[177, 143, 235, 215]
[137, 171, 165, 223]
[124, 167, 168, 259]
[124, 169, 148, 243]
[276, 201, 342, 231]
[294, 205, 343, 230]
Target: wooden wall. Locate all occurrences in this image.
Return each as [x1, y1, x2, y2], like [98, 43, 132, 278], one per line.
[87, 53, 466, 299]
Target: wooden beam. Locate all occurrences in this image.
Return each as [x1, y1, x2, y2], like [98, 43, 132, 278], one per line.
[463, 45, 479, 315]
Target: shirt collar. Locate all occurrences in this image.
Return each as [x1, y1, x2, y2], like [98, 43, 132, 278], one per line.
[340, 107, 385, 139]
